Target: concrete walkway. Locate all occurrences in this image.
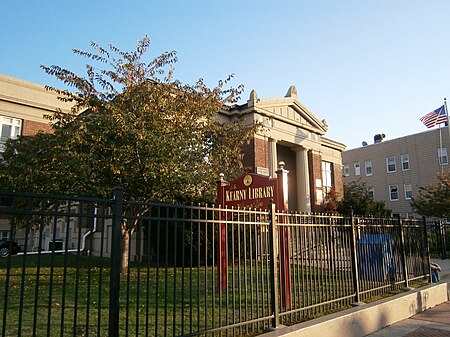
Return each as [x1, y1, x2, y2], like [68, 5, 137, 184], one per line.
[262, 259, 450, 337]
[364, 258, 450, 337]
[365, 301, 450, 336]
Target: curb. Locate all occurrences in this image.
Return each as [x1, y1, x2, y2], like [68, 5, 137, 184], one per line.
[261, 282, 449, 337]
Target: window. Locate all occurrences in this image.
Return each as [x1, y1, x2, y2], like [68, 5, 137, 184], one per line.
[0, 116, 22, 152]
[386, 156, 396, 173]
[438, 147, 448, 166]
[365, 160, 373, 176]
[315, 178, 323, 204]
[404, 183, 412, 200]
[322, 161, 333, 196]
[367, 187, 374, 198]
[343, 164, 349, 177]
[389, 185, 399, 201]
[354, 162, 360, 176]
[0, 231, 9, 241]
[401, 154, 410, 171]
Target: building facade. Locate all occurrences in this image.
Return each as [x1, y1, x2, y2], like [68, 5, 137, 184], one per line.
[219, 85, 346, 213]
[342, 127, 449, 217]
[1, 76, 346, 255]
[0, 74, 73, 151]
[0, 74, 73, 241]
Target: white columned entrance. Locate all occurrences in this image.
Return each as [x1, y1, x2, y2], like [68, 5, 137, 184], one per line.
[295, 147, 311, 212]
[269, 138, 278, 178]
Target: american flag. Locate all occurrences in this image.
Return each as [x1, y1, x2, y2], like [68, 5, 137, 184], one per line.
[420, 105, 448, 128]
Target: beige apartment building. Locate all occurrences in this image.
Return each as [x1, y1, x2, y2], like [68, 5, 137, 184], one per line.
[342, 127, 449, 217]
[219, 85, 346, 213]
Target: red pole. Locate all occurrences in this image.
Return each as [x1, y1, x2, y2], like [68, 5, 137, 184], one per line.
[218, 221, 227, 291]
[216, 174, 228, 292]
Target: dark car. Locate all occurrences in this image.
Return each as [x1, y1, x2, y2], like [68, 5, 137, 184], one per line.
[0, 240, 21, 258]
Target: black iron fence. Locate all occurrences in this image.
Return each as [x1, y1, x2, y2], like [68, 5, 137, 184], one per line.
[427, 219, 450, 259]
[0, 189, 431, 337]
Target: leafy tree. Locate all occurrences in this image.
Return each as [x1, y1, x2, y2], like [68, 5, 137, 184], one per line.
[336, 180, 391, 217]
[320, 187, 340, 214]
[410, 171, 450, 218]
[0, 37, 256, 272]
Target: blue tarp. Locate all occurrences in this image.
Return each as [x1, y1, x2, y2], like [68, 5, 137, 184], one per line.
[357, 234, 395, 281]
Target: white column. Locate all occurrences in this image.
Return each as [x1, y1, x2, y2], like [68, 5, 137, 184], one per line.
[269, 138, 278, 178]
[295, 147, 311, 213]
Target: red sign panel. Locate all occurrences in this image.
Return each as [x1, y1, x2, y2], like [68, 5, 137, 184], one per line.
[218, 173, 278, 210]
[216, 169, 291, 307]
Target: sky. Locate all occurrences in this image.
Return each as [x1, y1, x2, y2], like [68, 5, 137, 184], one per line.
[1, 0, 450, 150]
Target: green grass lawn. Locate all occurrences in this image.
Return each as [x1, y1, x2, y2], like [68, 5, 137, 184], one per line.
[0, 254, 276, 336]
[0, 253, 427, 337]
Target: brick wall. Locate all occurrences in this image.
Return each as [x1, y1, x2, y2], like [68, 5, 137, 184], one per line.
[332, 164, 344, 200]
[22, 120, 52, 136]
[242, 136, 269, 173]
[242, 138, 256, 172]
[253, 137, 268, 169]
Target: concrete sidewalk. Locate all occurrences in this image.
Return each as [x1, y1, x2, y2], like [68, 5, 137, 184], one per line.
[262, 259, 450, 337]
[365, 301, 450, 336]
[364, 258, 450, 337]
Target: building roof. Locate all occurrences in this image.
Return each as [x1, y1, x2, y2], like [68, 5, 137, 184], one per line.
[220, 85, 346, 152]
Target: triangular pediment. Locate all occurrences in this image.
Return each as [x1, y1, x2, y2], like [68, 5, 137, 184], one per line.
[219, 86, 328, 136]
[254, 96, 328, 135]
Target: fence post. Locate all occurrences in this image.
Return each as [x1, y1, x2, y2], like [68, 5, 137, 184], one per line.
[439, 219, 447, 260]
[268, 202, 280, 328]
[349, 210, 361, 305]
[423, 216, 432, 283]
[397, 215, 410, 289]
[109, 186, 123, 337]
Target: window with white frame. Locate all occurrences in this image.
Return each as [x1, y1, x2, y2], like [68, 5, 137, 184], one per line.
[322, 161, 333, 196]
[438, 147, 448, 166]
[365, 160, 373, 176]
[315, 178, 323, 204]
[367, 186, 374, 199]
[343, 164, 349, 177]
[354, 162, 361, 176]
[404, 183, 412, 200]
[386, 156, 396, 173]
[401, 154, 410, 171]
[0, 116, 22, 152]
[389, 185, 399, 201]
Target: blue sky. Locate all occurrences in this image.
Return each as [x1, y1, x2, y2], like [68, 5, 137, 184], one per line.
[1, 0, 450, 149]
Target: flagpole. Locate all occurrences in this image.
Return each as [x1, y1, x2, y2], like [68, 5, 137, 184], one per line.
[445, 98, 450, 143]
[438, 122, 443, 174]
[443, 98, 449, 173]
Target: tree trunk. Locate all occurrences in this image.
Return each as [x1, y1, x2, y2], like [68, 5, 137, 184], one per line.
[121, 229, 130, 275]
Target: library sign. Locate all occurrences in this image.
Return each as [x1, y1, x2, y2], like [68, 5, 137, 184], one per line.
[216, 168, 291, 308]
[217, 173, 278, 210]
